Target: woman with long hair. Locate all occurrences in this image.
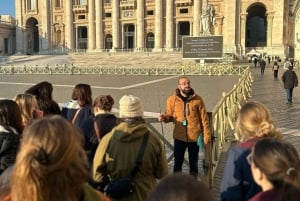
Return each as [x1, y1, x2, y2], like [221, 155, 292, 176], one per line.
[11, 115, 109, 201]
[0, 99, 23, 175]
[14, 93, 43, 127]
[61, 83, 93, 129]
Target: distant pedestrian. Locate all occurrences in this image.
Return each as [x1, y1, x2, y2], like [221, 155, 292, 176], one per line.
[220, 101, 282, 201]
[272, 61, 279, 80]
[267, 55, 271, 64]
[282, 65, 298, 104]
[252, 56, 258, 67]
[248, 138, 300, 201]
[259, 59, 266, 75]
[283, 58, 292, 71]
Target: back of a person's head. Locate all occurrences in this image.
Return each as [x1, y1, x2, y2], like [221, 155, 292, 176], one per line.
[0, 99, 23, 134]
[119, 94, 144, 119]
[93, 95, 114, 112]
[235, 101, 282, 141]
[147, 173, 215, 201]
[25, 81, 53, 100]
[72, 83, 92, 107]
[253, 138, 300, 200]
[11, 115, 89, 201]
[14, 94, 40, 127]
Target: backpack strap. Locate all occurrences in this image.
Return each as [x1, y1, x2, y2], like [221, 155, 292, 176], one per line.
[129, 131, 150, 179]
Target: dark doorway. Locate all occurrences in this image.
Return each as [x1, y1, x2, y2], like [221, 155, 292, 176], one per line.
[124, 24, 135, 49]
[246, 3, 267, 47]
[146, 32, 154, 48]
[178, 21, 190, 48]
[26, 17, 39, 53]
[105, 34, 112, 49]
[77, 26, 87, 49]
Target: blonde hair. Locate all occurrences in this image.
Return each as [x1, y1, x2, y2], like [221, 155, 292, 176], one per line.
[11, 115, 89, 201]
[14, 94, 39, 127]
[235, 101, 282, 142]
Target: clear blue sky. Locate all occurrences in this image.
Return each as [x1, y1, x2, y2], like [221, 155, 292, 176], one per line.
[0, 0, 15, 17]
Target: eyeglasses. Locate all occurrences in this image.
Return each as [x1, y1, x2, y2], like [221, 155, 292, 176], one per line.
[179, 82, 190, 86]
[246, 153, 253, 165]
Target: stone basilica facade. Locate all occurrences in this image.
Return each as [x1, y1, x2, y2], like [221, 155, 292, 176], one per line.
[14, 0, 300, 59]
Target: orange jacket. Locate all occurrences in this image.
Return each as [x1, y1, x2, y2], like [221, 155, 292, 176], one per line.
[163, 90, 211, 144]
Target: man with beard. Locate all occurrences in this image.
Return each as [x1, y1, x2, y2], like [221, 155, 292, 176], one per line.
[158, 77, 211, 177]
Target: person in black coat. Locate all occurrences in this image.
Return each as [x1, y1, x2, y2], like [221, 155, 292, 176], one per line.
[0, 100, 23, 175]
[282, 65, 298, 104]
[81, 95, 117, 164]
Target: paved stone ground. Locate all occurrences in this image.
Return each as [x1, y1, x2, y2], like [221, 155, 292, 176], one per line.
[3, 55, 300, 200]
[212, 64, 300, 201]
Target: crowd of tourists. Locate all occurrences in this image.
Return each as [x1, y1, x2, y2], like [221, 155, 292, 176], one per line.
[0, 78, 299, 201]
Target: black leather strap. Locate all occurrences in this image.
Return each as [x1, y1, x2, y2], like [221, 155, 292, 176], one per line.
[129, 131, 149, 179]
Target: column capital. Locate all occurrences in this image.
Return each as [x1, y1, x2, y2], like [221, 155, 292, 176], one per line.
[266, 11, 275, 19]
[240, 12, 248, 20]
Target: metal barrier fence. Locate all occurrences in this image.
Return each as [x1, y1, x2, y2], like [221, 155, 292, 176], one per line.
[0, 62, 252, 188]
[0, 63, 249, 76]
[141, 66, 252, 188]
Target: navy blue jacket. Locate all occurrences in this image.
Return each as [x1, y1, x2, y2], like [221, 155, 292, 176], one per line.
[220, 139, 261, 201]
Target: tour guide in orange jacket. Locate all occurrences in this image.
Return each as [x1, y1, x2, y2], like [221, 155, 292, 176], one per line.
[158, 76, 211, 177]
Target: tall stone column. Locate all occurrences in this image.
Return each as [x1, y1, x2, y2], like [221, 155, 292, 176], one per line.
[15, 0, 24, 53]
[66, 0, 74, 49]
[154, 0, 162, 49]
[95, 0, 103, 49]
[166, 0, 174, 49]
[240, 13, 247, 55]
[193, 0, 201, 36]
[42, 0, 50, 50]
[266, 12, 274, 47]
[112, 0, 120, 49]
[88, 0, 95, 50]
[136, 0, 145, 49]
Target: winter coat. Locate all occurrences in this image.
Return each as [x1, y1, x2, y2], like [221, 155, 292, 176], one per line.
[81, 113, 118, 164]
[0, 126, 20, 174]
[82, 183, 109, 201]
[220, 139, 261, 201]
[248, 189, 278, 201]
[282, 69, 298, 89]
[61, 100, 80, 121]
[92, 122, 168, 201]
[163, 89, 211, 144]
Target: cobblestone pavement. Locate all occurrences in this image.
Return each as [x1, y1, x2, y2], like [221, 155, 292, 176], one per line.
[3, 55, 300, 200]
[212, 64, 300, 201]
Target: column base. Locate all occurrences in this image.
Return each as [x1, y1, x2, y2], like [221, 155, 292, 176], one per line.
[152, 48, 164, 52]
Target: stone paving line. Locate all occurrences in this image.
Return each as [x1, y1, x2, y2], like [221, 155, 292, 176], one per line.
[212, 64, 300, 201]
